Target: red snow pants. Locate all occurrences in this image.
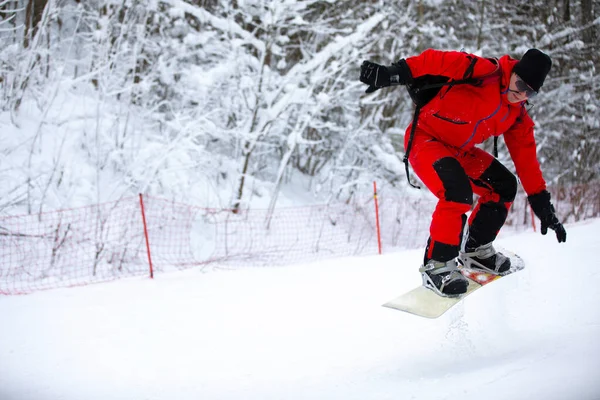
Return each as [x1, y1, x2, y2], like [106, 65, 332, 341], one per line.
[407, 131, 518, 263]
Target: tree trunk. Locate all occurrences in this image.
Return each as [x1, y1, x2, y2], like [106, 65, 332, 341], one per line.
[476, 0, 486, 49]
[231, 44, 272, 214]
[232, 144, 252, 214]
[563, 0, 571, 21]
[580, 0, 595, 45]
[24, 0, 33, 48]
[23, 0, 49, 49]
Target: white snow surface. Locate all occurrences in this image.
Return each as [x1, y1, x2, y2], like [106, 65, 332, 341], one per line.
[1, 219, 600, 400]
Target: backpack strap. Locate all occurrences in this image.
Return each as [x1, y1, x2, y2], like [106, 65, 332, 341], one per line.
[403, 105, 423, 189]
[493, 136, 499, 158]
[462, 55, 478, 79]
[412, 56, 480, 95]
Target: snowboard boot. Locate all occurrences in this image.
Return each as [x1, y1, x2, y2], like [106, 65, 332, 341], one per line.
[419, 258, 469, 297]
[459, 242, 511, 275]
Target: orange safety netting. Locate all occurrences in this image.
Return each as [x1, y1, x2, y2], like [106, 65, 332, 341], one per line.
[0, 182, 597, 295]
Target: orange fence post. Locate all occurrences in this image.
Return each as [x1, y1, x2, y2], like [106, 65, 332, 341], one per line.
[373, 182, 382, 255]
[139, 194, 154, 279]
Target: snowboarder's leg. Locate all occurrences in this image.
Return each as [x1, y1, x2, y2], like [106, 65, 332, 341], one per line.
[458, 149, 517, 274]
[408, 132, 471, 295]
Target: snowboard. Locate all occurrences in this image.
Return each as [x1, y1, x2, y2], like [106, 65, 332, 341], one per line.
[383, 249, 524, 319]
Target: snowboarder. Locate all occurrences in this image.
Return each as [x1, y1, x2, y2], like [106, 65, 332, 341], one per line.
[359, 48, 567, 297]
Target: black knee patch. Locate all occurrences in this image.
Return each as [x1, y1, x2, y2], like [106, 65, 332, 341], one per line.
[433, 157, 473, 205]
[473, 160, 517, 202]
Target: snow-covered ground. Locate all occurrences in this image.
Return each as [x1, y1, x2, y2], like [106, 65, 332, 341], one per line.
[1, 219, 599, 400]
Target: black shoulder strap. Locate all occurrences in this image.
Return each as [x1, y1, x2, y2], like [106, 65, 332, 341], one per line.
[493, 136, 499, 158]
[462, 56, 478, 79]
[415, 56, 480, 93]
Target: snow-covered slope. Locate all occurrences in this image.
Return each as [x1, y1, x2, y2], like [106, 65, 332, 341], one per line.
[1, 219, 599, 400]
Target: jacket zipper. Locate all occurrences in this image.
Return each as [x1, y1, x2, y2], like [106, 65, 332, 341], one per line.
[432, 112, 468, 125]
[459, 101, 503, 149]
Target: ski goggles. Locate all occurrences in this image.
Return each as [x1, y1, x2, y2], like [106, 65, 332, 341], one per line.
[515, 75, 538, 98]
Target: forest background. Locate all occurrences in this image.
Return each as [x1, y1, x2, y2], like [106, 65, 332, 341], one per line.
[0, 0, 598, 218]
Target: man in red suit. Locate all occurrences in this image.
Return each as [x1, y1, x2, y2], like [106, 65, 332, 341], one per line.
[360, 49, 566, 297]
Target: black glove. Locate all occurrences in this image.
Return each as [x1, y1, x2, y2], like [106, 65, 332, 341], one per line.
[359, 59, 412, 93]
[528, 190, 567, 243]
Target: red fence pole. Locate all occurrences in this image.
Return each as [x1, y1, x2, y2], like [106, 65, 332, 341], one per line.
[529, 203, 536, 232]
[139, 194, 154, 279]
[373, 182, 382, 255]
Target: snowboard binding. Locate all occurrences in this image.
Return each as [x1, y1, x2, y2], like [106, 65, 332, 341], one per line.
[459, 242, 511, 275]
[419, 259, 469, 297]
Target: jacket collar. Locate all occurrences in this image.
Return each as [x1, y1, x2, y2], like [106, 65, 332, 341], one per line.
[499, 54, 524, 106]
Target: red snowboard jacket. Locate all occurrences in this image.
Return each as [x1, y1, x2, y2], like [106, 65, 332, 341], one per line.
[404, 49, 546, 196]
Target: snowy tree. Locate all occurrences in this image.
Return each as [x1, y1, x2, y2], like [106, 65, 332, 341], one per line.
[0, 0, 598, 217]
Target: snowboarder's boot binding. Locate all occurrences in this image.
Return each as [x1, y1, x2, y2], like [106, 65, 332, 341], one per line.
[419, 259, 469, 297]
[459, 242, 511, 275]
